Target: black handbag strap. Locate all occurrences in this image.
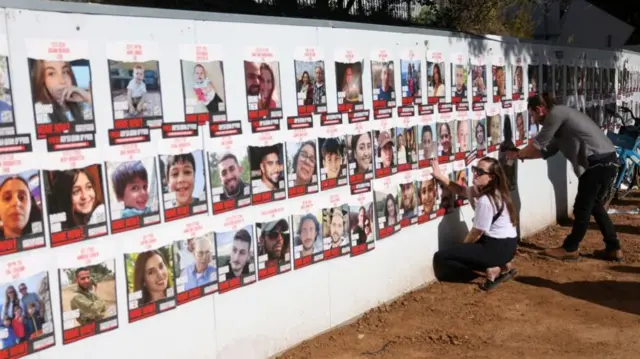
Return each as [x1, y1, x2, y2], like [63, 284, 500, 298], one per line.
[492, 201, 505, 225]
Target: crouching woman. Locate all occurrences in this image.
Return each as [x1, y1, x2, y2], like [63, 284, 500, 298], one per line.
[431, 156, 519, 291]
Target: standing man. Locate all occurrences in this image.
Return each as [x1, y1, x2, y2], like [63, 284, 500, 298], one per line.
[508, 93, 621, 261]
[71, 267, 107, 326]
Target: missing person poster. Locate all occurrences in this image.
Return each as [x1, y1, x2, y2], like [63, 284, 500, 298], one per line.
[57, 241, 118, 344]
[528, 54, 539, 97]
[106, 42, 163, 128]
[213, 212, 256, 293]
[370, 48, 395, 120]
[171, 220, 217, 305]
[293, 46, 327, 116]
[158, 125, 208, 222]
[26, 39, 95, 140]
[399, 47, 422, 107]
[396, 125, 417, 171]
[437, 162, 454, 215]
[335, 49, 364, 113]
[417, 168, 439, 223]
[566, 65, 575, 97]
[286, 139, 319, 198]
[451, 53, 468, 107]
[255, 206, 291, 280]
[373, 176, 400, 240]
[492, 55, 507, 103]
[207, 140, 251, 214]
[512, 56, 524, 100]
[455, 114, 471, 159]
[427, 51, 446, 104]
[514, 101, 527, 147]
[0, 254, 55, 356]
[397, 171, 418, 228]
[486, 104, 501, 153]
[373, 128, 397, 178]
[471, 55, 487, 104]
[244, 46, 283, 124]
[418, 119, 435, 169]
[347, 130, 374, 193]
[318, 136, 348, 190]
[554, 64, 564, 103]
[320, 191, 351, 260]
[452, 160, 468, 208]
[348, 191, 375, 257]
[123, 227, 176, 323]
[542, 61, 552, 94]
[435, 113, 455, 163]
[0, 36, 14, 131]
[472, 110, 487, 155]
[291, 199, 324, 269]
[180, 44, 227, 124]
[248, 142, 286, 205]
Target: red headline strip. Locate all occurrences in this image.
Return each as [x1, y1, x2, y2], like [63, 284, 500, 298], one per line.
[252, 191, 273, 205]
[165, 206, 190, 222]
[51, 227, 86, 247]
[218, 277, 242, 294]
[0, 341, 28, 359]
[323, 247, 342, 260]
[176, 287, 202, 305]
[128, 303, 157, 323]
[111, 216, 142, 234]
[63, 322, 97, 344]
[213, 199, 238, 214]
[0, 238, 18, 256]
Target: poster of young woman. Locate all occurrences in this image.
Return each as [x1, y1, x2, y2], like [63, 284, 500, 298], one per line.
[452, 160, 468, 208]
[286, 138, 319, 198]
[335, 48, 365, 115]
[426, 51, 446, 104]
[492, 54, 507, 103]
[213, 212, 256, 293]
[291, 198, 324, 268]
[397, 171, 418, 228]
[417, 168, 439, 223]
[395, 125, 417, 172]
[42, 162, 108, 248]
[123, 226, 176, 323]
[171, 219, 217, 305]
[318, 136, 348, 191]
[373, 176, 400, 240]
[450, 53, 468, 109]
[373, 128, 397, 178]
[512, 56, 524, 100]
[435, 113, 455, 163]
[455, 115, 471, 160]
[180, 44, 227, 124]
[158, 124, 208, 222]
[370, 48, 395, 120]
[347, 130, 374, 194]
[207, 138, 251, 214]
[320, 190, 351, 260]
[417, 118, 436, 169]
[26, 39, 95, 142]
[255, 208, 291, 280]
[57, 240, 118, 344]
[0, 253, 55, 356]
[243, 46, 283, 131]
[293, 46, 327, 117]
[486, 104, 501, 153]
[106, 42, 163, 129]
[348, 191, 375, 257]
[399, 47, 422, 108]
[514, 101, 527, 147]
[470, 55, 487, 106]
[472, 110, 487, 156]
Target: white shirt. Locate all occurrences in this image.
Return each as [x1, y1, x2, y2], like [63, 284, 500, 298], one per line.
[127, 79, 147, 98]
[472, 194, 517, 239]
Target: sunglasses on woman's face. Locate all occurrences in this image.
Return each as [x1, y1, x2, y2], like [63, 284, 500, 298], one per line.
[471, 166, 490, 177]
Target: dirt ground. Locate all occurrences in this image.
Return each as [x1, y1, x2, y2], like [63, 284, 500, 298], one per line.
[278, 193, 640, 359]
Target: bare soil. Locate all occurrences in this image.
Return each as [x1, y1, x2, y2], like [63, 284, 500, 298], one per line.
[278, 193, 640, 359]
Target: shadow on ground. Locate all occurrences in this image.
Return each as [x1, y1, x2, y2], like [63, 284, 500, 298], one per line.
[609, 265, 640, 274]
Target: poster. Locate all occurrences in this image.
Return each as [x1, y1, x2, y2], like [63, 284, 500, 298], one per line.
[455, 115, 471, 158]
[335, 49, 364, 113]
[373, 128, 397, 178]
[0, 36, 14, 131]
[0, 254, 55, 356]
[171, 219, 217, 305]
[566, 65, 575, 96]
[451, 53, 468, 108]
[0, 169, 46, 256]
[396, 126, 417, 171]
[435, 112, 455, 163]
[214, 213, 256, 293]
[528, 54, 539, 98]
[512, 56, 524, 100]
[42, 163, 108, 247]
[417, 168, 439, 223]
[399, 48, 421, 107]
[286, 139, 319, 198]
[373, 176, 400, 240]
[207, 142, 251, 214]
[486, 104, 501, 153]
[492, 55, 507, 103]
[179, 44, 227, 124]
[542, 63, 552, 94]
[57, 241, 118, 344]
[123, 227, 176, 323]
[417, 118, 436, 169]
[472, 110, 487, 156]
[320, 191, 350, 260]
[554, 64, 563, 103]
[26, 39, 95, 140]
[106, 42, 163, 128]
[594, 66, 601, 98]
[370, 48, 395, 120]
[426, 51, 446, 104]
[501, 107, 515, 149]
[105, 156, 161, 233]
[158, 125, 208, 222]
[452, 160, 468, 208]
[291, 199, 324, 268]
[397, 171, 418, 228]
[293, 46, 327, 116]
[255, 206, 291, 280]
[318, 136, 348, 190]
[347, 130, 373, 193]
[243, 46, 283, 124]
[437, 162, 454, 215]
[348, 191, 375, 257]
[470, 55, 487, 105]
[514, 101, 527, 147]
[248, 142, 286, 205]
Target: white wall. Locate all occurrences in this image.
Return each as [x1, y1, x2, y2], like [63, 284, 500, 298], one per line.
[0, 1, 638, 359]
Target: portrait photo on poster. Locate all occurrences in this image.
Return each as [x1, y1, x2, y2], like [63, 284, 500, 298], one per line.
[248, 143, 286, 204]
[347, 131, 374, 185]
[528, 64, 539, 96]
[492, 65, 506, 101]
[321, 204, 350, 258]
[456, 118, 471, 155]
[514, 111, 527, 145]
[439, 175, 454, 215]
[256, 217, 291, 279]
[215, 224, 255, 293]
[451, 63, 468, 103]
[208, 148, 251, 214]
[374, 128, 397, 178]
[107, 60, 163, 126]
[371, 60, 395, 107]
[471, 63, 487, 103]
[397, 180, 418, 227]
[173, 232, 218, 302]
[335, 61, 364, 111]
[291, 211, 324, 268]
[566, 66, 575, 95]
[395, 126, 417, 171]
[0, 170, 46, 255]
[542, 64, 551, 93]
[472, 117, 487, 151]
[486, 113, 502, 150]
[159, 151, 208, 222]
[181, 59, 226, 122]
[105, 158, 161, 233]
[554, 65, 563, 101]
[418, 124, 435, 166]
[286, 140, 318, 198]
[124, 245, 175, 322]
[513, 64, 524, 99]
[400, 57, 421, 104]
[373, 181, 400, 239]
[0, 55, 14, 127]
[244, 60, 283, 120]
[318, 136, 348, 190]
[58, 260, 118, 343]
[43, 164, 108, 247]
[417, 175, 439, 223]
[452, 165, 469, 207]
[293, 59, 327, 115]
[427, 60, 446, 101]
[348, 199, 374, 255]
[0, 271, 55, 355]
[436, 120, 455, 159]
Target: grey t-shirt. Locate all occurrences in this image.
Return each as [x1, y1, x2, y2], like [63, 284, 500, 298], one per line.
[533, 105, 615, 177]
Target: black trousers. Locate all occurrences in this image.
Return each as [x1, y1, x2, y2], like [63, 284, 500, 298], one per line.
[562, 154, 620, 252]
[433, 236, 518, 279]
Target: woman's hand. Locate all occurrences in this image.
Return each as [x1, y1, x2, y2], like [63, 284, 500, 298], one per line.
[61, 86, 92, 105]
[431, 157, 449, 184]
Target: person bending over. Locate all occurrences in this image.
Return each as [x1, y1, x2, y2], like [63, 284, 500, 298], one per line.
[431, 156, 519, 291]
